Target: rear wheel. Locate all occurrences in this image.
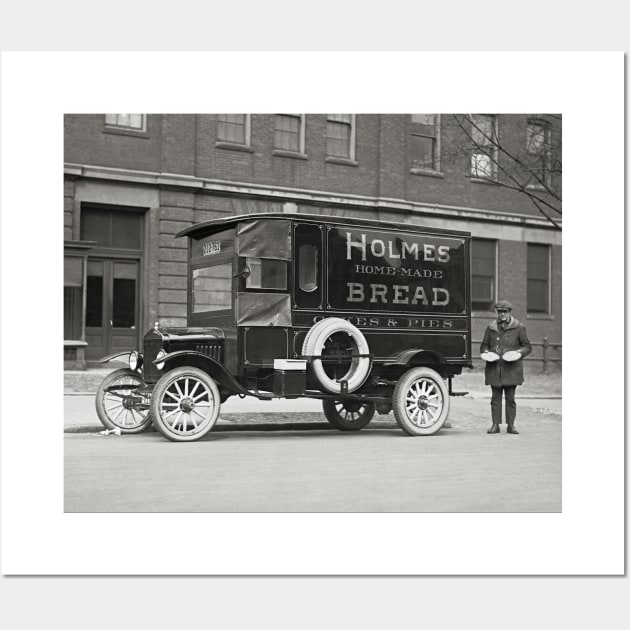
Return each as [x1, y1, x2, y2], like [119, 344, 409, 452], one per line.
[392, 367, 450, 436]
[95, 368, 152, 434]
[322, 399, 375, 431]
[151, 367, 220, 442]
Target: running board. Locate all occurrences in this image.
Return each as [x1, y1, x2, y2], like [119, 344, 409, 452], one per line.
[448, 379, 469, 397]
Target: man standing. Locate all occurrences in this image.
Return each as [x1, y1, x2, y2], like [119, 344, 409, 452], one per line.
[480, 300, 532, 434]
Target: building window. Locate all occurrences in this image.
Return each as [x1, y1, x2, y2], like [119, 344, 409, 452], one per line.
[410, 114, 441, 172]
[471, 238, 496, 311]
[274, 114, 305, 154]
[470, 114, 498, 180]
[64, 256, 84, 339]
[217, 114, 251, 146]
[527, 244, 550, 314]
[326, 114, 355, 160]
[80, 207, 143, 250]
[526, 120, 552, 188]
[104, 114, 146, 132]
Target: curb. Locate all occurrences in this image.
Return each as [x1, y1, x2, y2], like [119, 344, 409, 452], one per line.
[63, 392, 562, 402]
[65, 391, 562, 399]
[65, 421, 402, 434]
[468, 395, 562, 400]
[65, 391, 102, 396]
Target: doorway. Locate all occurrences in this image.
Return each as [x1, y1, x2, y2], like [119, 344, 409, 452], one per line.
[85, 258, 140, 362]
[80, 204, 146, 365]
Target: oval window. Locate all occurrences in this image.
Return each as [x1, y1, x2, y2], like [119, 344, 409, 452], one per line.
[299, 244, 318, 292]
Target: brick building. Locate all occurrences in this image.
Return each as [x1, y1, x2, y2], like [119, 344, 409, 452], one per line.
[63, 114, 561, 370]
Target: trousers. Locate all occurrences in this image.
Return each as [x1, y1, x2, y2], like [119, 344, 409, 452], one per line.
[490, 385, 517, 425]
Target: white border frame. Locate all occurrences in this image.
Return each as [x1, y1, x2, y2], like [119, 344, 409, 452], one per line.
[1, 51, 624, 576]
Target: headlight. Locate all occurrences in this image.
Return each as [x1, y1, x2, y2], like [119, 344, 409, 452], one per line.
[129, 351, 142, 371]
[155, 349, 167, 370]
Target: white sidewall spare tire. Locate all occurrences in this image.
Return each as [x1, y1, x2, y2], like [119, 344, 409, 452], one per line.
[302, 317, 371, 393]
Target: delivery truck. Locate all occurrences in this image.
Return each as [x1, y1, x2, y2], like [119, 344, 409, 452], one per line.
[95, 212, 473, 441]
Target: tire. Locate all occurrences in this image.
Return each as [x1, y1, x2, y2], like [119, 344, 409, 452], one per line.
[302, 317, 371, 394]
[95, 368, 153, 434]
[150, 367, 221, 442]
[392, 367, 450, 436]
[322, 399, 375, 431]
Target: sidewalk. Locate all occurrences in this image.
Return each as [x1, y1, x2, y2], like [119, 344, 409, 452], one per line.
[64, 365, 561, 433]
[455, 366, 562, 399]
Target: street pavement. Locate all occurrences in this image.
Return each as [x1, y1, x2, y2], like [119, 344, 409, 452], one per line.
[65, 372, 562, 512]
[65, 396, 562, 512]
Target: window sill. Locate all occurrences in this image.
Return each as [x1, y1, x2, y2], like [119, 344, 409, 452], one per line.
[216, 141, 253, 153]
[472, 311, 497, 318]
[273, 149, 308, 160]
[526, 313, 555, 320]
[64, 340, 88, 347]
[409, 168, 444, 179]
[103, 126, 149, 139]
[470, 176, 498, 185]
[525, 183, 554, 193]
[325, 156, 358, 166]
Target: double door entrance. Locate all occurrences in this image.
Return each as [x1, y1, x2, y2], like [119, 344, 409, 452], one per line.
[85, 258, 140, 363]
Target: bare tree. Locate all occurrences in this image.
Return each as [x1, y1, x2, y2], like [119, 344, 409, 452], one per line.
[440, 114, 562, 230]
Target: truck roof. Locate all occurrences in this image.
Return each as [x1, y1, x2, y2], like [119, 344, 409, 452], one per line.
[176, 212, 472, 239]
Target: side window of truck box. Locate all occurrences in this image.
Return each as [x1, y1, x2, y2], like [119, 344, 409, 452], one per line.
[245, 258, 288, 290]
[294, 223, 322, 309]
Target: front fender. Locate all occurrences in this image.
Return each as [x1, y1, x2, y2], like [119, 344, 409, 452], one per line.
[99, 351, 132, 364]
[153, 350, 252, 397]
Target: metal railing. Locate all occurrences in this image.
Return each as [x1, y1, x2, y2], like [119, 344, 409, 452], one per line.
[473, 337, 562, 373]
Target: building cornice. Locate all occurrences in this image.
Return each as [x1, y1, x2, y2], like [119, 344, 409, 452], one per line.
[64, 163, 561, 230]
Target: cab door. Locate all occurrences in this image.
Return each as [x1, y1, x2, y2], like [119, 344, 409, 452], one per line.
[85, 259, 140, 362]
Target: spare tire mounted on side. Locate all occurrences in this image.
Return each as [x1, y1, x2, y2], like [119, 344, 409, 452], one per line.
[301, 317, 371, 394]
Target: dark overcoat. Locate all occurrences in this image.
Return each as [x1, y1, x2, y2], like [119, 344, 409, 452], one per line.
[480, 317, 532, 386]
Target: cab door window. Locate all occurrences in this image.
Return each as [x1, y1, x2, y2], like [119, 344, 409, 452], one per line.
[189, 229, 235, 316]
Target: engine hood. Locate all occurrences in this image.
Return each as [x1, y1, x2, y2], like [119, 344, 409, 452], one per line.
[160, 327, 225, 342]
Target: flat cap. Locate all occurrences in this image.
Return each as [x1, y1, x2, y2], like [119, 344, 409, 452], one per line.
[495, 300, 513, 311]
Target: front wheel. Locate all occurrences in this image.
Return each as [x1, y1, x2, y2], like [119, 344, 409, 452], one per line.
[392, 367, 450, 436]
[322, 399, 375, 431]
[151, 367, 221, 442]
[95, 368, 153, 434]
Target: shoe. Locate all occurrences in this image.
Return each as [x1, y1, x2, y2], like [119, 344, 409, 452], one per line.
[507, 426, 519, 434]
[487, 424, 500, 434]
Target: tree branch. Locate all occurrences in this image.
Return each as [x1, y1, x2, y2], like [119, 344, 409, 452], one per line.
[447, 114, 562, 227]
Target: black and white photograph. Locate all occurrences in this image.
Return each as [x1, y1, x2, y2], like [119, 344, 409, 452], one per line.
[0, 49, 624, 599]
[62, 112, 563, 514]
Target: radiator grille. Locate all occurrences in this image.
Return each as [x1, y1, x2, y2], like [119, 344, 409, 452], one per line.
[142, 338, 163, 383]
